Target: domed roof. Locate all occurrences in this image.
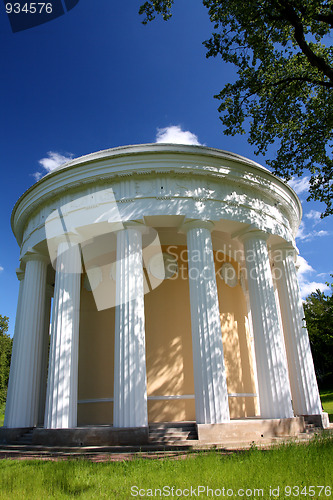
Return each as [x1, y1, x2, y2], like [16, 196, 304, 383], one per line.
[49, 143, 270, 174]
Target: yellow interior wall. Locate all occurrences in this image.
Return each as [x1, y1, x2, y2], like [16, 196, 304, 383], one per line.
[145, 245, 194, 422]
[78, 402, 113, 426]
[215, 257, 258, 418]
[77, 243, 258, 425]
[78, 284, 115, 425]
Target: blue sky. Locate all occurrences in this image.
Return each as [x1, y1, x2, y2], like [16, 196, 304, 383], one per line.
[0, 0, 332, 335]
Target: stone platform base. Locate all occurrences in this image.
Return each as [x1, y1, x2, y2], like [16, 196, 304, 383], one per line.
[33, 426, 149, 447]
[0, 426, 149, 447]
[197, 417, 305, 443]
[1, 415, 329, 447]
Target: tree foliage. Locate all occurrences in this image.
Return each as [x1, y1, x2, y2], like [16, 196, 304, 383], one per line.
[303, 284, 333, 384]
[0, 316, 12, 408]
[140, 0, 333, 216]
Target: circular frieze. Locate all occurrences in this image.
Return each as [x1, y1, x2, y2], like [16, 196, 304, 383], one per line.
[84, 266, 103, 291]
[148, 253, 178, 280]
[220, 262, 238, 288]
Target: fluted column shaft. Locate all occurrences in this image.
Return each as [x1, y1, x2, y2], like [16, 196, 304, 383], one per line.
[113, 226, 148, 428]
[185, 221, 230, 424]
[4, 270, 25, 427]
[38, 285, 53, 426]
[241, 231, 293, 419]
[44, 241, 81, 429]
[5, 256, 47, 428]
[273, 247, 322, 415]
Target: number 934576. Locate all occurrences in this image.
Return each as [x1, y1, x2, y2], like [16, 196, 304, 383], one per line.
[5, 3, 53, 14]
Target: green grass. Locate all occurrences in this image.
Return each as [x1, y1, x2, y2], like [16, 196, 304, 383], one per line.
[0, 404, 4, 427]
[0, 389, 331, 498]
[320, 388, 333, 422]
[0, 435, 332, 499]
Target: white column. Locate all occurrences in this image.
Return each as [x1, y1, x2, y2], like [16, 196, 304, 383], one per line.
[4, 269, 25, 427]
[44, 240, 81, 429]
[273, 246, 322, 415]
[113, 224, 148, 428]
[38, 284, 53, 426]
[184, 220, 230, 424]
[5, 254, 48, 428]
[240, 230, 293, 419]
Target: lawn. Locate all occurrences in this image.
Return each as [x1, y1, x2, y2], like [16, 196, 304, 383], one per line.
[0, 434, 332, 499]
[0, 404, 4, 427]
[320, 388, 333, 422]
[0, 391, 331, 498]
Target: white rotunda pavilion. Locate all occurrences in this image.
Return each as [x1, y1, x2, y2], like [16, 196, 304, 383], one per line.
[4, 144, 327, 445]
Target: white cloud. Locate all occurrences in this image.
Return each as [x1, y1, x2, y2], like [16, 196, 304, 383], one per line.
[0, 266, 3, 272]
[305, 210, 322, 223]
[297, 255, 314, 276]
[33, 151, 74, 181]
[156, 125, 202, 145]
[299, 281, 329, 298]
[296, 255, 330, 299]
[317, 271, 332, 278]
[288, 176, 310, 196]
[296, 221, 329, 242]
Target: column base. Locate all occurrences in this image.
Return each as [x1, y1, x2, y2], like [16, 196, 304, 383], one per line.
[197, 417, 306, 443]
[302, 413, 330, 429]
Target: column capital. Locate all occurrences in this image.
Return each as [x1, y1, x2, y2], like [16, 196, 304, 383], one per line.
[122, 221, 148, 233]
[22, 251, 49, 265]
[181, 219, 215, 234]
[233, 226, 269, 243]
[112, 221, 148, 236]
[55, 232, 82, 247]
[271, 242, 297, 261]
[16, 268, 25, 281]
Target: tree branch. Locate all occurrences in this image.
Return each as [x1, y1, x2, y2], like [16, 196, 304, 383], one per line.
[313, 12, 333, 28]
[277, 0, 333, 83]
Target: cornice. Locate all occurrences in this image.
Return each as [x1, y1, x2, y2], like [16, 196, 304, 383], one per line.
[11, 144, 302, 245]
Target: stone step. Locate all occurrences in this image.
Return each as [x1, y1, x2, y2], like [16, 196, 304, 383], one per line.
[13, 429, 34, 445]
[149, 422, 195, 430]
[0, 442, 197, 455]
[148, 436, 197, 443]
[0, 433, 317, 458]
[149, 429, 197, 436]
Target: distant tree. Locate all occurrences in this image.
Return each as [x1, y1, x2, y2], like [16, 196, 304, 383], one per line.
[0, 316, 12, 408]
[140, 0, 333, 216]
[303, 283, 333, 385]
